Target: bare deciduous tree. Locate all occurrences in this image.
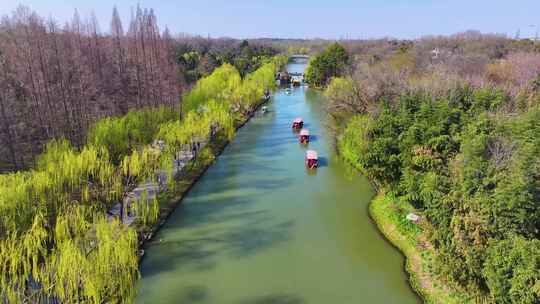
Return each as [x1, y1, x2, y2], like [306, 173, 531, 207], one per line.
[0, 6, 181, 171]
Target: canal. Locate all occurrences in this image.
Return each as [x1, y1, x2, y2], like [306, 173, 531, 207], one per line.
[137, 61, 420, 304]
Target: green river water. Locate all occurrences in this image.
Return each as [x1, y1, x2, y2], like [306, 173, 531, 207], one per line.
[137, 62, 420, 304]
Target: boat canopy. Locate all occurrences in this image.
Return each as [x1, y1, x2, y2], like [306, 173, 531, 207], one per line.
[306, 150, 318, 159]
[293, 117, 303, 123]
[300, 129, 309, 136]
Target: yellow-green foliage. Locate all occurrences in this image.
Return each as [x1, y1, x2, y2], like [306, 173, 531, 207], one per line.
[158, 99, 235, 162]
[47, 210, 139, 304]
[324, 77, 360, 123]
[0, 141, 117, 236]
[339, 115, 373, 169]
[273, 55, 288, 70]
[88, 106, 178, 164]
[0, 57, 282, 302]
[325, 77, 355, 102]
[132, 193, 160, 227]
[0, 214, 48, 303]
[232, 59, 281, 113]
[182, 63, 241, 114]
[120, 147, 160, 182]
[184, 59, 281, 116]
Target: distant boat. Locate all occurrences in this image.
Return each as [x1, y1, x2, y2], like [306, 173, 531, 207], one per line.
[299, 129, 310, 144]
[292, 117, 304, 130]
[305, 150, 318, 169]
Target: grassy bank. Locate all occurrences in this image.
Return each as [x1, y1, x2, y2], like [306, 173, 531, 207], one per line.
[369, 192, 472, 304]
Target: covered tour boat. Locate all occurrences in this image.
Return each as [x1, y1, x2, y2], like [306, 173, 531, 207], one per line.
[299, 129, 310, 144]
[292, 117, 304, 129]
[305, 150, 318, 169]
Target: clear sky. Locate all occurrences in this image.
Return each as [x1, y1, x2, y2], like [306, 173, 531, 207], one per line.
[1, 0, 539, 39]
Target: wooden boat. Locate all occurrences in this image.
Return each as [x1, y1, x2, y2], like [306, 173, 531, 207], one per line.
[305, 150, 318, 169]
[299, 129, 310, 144]
[292, 117, 304, 129]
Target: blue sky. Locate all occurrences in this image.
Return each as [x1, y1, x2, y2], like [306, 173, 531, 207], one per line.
[1, 0, 539, 39]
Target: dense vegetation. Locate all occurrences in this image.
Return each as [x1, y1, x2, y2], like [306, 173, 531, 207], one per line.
[0, 56, 282, 303]
[305, 42, 349, 87]
[176, 39, 278, 82]
[326, 33, 540, 302]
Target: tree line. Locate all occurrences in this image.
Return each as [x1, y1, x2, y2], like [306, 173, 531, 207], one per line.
[304, 42, 349, 87]
[323, 37, 540, 302]
[176, 38, 278, 83]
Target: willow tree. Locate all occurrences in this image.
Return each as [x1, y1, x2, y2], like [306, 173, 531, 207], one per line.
[0, 139, 117, 236]
[227, 60, 279, 114]
[0, 172, 35, 235]
[42, 207, 139, 303]
[118, 146, 161, 222]
[132, 193, 160, 227]
[181, 63, 241, 115]
[0, 214, 48, 303]
[88, 106, 177, 164]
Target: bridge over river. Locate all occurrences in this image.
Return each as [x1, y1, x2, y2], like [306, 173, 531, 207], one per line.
[289, 54, 310, 60]
[136, 61, 420, 304]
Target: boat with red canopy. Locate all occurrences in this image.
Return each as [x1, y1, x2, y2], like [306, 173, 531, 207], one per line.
[305, 150, 318, 169]
[292, 117, 304, 129]
[299, 129, 310, 144]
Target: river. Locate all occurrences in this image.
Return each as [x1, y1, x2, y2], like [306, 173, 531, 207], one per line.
[137, 61, 420, 304]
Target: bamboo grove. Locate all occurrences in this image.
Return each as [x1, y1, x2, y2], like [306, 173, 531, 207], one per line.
[322, 39, 540, 302]
[0, 57, 284, 303]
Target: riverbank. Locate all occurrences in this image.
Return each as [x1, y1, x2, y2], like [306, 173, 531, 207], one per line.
[368, 192, 472, 304]
[138, 71, 420, 303]
[337, 138, 472, 303]
[137, 96, 271, 254]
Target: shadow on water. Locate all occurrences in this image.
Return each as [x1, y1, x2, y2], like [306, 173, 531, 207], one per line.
[193, 171, 293, 199]
[317, 156, 328, 168]
[239, 294, 306, 304]
[226, 121, 297, 158]
[142, 171, 295, 277]
[143, 212, 295, 276]
[177, 285, 209, 303]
